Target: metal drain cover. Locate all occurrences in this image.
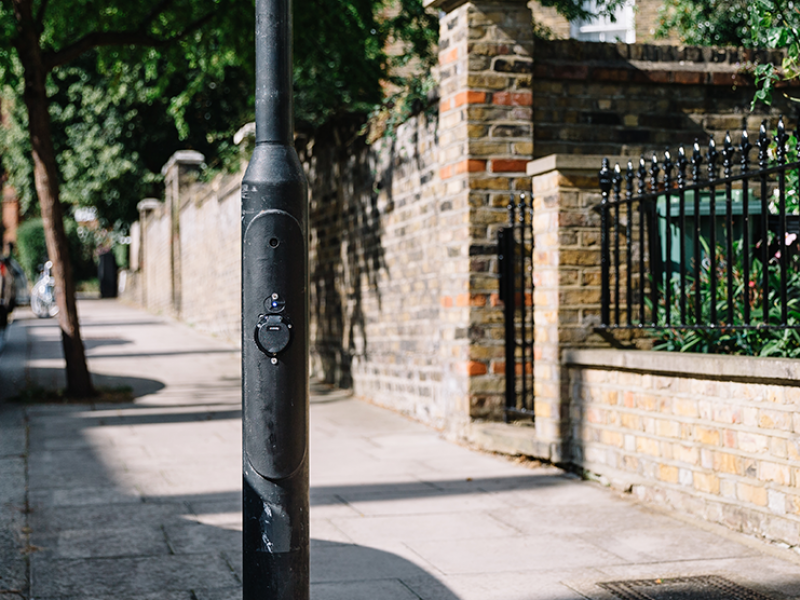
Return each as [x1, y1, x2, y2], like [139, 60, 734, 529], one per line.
[599, 575, 775, 600]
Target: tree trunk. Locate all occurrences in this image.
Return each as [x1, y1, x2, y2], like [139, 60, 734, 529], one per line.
[13, 0, 95, 398]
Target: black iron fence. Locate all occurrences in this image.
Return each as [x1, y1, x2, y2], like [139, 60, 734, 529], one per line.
[498, 193, 534, 421]
[598, 118, 800, 334]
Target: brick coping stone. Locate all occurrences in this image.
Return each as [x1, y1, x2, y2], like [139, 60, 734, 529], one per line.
[563, 349, 800, 384]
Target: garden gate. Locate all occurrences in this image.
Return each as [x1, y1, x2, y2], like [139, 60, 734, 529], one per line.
[498, 193, 535, 422]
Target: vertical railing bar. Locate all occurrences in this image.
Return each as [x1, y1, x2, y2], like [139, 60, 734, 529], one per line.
[613, 165, 622, 326]
[758, 122, 770, 325]
[663, 150, 673, 326]
[677, 147, 688, 325]
[722, 133, 735, 326]
[777, 118, 789, 325]
[741, 131, 752, 326]
[647, 153, 661, 326]
[528, 191, 535, 419]
[518, 193, 526, 414]
[638, 157, 647, 325]
[780, 168, 788, 324]
[649, 154, 660, 326]
[626, 162, 634, 327]
[502, 202, 516, 422]
[692, 141, 703, 325]
[708, 137, 719, 326]
[600, 160, 612, 327]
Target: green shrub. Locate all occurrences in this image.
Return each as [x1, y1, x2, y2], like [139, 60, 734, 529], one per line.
[16, 218, 48, 282]
[15, 218, 96, 283]
[112, 243, 129, 270]
[653, 239, 800, 357]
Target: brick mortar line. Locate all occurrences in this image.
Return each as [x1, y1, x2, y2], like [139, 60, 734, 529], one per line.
[574, 399, 800, 429]
[575, 416, 799, 446]
[580, 436, 800, 477]
[581, 457, 800, 515]
[574, 383, 800, 411]
[574, 379, 795, 398]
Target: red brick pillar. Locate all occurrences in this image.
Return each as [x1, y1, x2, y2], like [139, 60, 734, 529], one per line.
[429, 0, 535, 425]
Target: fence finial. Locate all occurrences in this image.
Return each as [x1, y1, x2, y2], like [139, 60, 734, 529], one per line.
[776, 116, 788, 164]
[691, 140, 703, 183]
[626, 160, 634, 188]
[707, 136, 718, 180]
[677, 146, 688, 187]
[722, 132, 735, 177]
[637, 156, 647, 195]
[599, 158, 612, 196]
[757, 121, 770, 169]
[740, 130, 752, 172]
[649, 153, 660, 193]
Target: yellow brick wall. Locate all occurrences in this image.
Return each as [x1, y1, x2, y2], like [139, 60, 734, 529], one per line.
[567, 350, 800, 547]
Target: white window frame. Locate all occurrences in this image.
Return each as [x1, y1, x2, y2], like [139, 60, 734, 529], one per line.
[570, 0, 635, 43]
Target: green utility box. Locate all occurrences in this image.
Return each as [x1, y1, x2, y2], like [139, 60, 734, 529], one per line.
[655, 190, 764, 272]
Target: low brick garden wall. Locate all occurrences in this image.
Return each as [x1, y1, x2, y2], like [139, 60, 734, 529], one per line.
[565, 349, 800, 546]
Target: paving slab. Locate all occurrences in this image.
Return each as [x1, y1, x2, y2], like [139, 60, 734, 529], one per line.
[0, 405, 28, 598]
[2, 299, 800, 599]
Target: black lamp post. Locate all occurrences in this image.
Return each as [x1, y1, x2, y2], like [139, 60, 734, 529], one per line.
[241, 0, 309, 596]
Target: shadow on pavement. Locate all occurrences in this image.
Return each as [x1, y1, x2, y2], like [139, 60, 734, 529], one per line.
[22, 367, 166, 399]
[19, 337, 132, 361]
[22, 403, 464, 600]
[310, 540, 461, 600]
[309, 385, 354, 405]
[86, 348, 239, 360]
[65, 408, 242, 427]
[310, 474, 567, 505]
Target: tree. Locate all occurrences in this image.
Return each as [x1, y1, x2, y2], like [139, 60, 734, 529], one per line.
[0, 0, 623, 398]
[1, 0, 254, 397]
[657, 0, 800, 108]
[745, 0, 800, 108]
[657, 0, 754, 47]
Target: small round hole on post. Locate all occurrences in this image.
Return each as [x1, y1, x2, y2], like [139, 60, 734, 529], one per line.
[269, 238, 279, 248]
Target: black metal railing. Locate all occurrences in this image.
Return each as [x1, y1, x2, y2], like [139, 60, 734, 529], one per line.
[598, 118, 800, 332]
[498, 193, 534, 421]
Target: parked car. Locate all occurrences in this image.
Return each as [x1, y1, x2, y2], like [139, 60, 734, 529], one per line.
[0, 255, 17, 328]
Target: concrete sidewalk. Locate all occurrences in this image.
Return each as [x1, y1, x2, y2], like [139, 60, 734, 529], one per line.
[3, 299, 800, 599]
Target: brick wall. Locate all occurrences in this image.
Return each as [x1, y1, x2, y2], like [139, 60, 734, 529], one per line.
[124, 161, 243, 344]
[140, 203, 172, 316]
[532, 42, 791, 158]
[565, 349, 800, 547]
[178, 173, 241, 342]
[301, 114, 473, 427]
[436, 0, 536, 422]
[526, 154, 657, 460]
[124, 0, 795, 443]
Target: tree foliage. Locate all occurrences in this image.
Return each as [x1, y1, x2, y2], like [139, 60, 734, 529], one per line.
[0, 0, 638, 397]
[746, 0, 800, 107]
[657, 0, 800, 108]
[657, 0, 754, 46]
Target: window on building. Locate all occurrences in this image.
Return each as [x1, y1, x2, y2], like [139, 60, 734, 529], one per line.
[570, 0, 635, 43]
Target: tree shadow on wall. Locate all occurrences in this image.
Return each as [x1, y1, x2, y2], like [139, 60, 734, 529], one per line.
[302, 119, 390, 389]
